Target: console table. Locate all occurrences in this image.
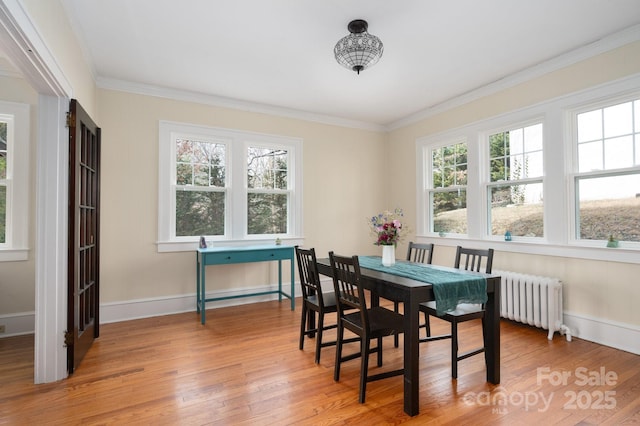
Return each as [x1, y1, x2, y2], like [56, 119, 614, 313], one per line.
[196, 244, 295, 324]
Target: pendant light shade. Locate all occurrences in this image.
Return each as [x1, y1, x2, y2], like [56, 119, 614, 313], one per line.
[334, 19, 383, 74]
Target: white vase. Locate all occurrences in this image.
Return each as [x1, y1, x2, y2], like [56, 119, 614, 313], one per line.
[382, 245, 396, 267]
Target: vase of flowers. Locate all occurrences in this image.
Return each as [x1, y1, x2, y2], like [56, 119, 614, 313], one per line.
[369, 208, 408, 267]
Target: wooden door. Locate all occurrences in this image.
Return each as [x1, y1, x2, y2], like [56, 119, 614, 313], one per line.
[67, 99, 101, 374]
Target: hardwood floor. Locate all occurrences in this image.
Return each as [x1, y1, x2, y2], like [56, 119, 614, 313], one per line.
[1, 299, 638, 425]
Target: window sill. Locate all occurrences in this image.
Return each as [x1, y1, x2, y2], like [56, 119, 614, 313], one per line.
[0, 248, 30, 262]
[157, 237, 305, 253]
[420, 235, 639, 265]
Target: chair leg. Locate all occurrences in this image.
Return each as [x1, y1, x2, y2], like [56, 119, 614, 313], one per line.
[424, 311, 431, 338]
[451, 321, 458, 379]
[376, 336, 383, 367]
[299, 304, 308, 350]
[359, 338, 370, 404]
[334, 321, 344, 382]
[315, 312, 324, 364]
[393, 301, 400, 348]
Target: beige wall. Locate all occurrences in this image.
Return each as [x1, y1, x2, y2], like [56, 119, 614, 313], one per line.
[387, 41, 640, 326]
[0, 76, 38, 314]
[97, 89, 387, 302]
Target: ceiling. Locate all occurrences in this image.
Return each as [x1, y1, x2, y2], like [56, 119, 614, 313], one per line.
[22, 1, 640, 128]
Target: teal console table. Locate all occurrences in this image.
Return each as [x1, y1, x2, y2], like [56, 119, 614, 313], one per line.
[196, 244, 295, 324]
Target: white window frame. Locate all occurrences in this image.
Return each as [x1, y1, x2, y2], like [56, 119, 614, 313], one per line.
[484, 118, 545, 241]
[567, 92, 640, 249]
[245, 142, 293, 238]
[420, 137, 469, 237]
[416, 74, 640, 264]
[158, 121, 303, 252]
[0, 101, 30, 262]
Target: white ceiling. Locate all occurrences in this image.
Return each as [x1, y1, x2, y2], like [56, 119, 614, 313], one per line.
[41, 1, 640, 128]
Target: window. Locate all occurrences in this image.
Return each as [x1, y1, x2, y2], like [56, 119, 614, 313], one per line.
[158, 121, 302, 252]
[0, 101, 29, 261]
[487, 122, 544, 238]
[174, 137, 227, 237]
[573, 98, 640, 243]
[428, 140, 468, 234]
[417, 75, 640, 262]
[247, 146, 290, 235]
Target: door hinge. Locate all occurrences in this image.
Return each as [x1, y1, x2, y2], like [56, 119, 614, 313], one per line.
[64, 330, 74, 347]
[66, 112, 76, 128]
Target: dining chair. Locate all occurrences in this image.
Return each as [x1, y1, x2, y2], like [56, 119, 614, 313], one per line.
[393, 242, 435, 347]
[295, 246, 340, 364]
[419, 245, 494, 379]
[329, 251, 405, 403]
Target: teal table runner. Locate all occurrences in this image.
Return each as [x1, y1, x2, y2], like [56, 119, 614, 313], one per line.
[358, 256, 487, 315]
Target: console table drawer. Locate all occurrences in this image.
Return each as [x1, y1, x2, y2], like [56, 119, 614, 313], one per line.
[201, 248, 288, 265]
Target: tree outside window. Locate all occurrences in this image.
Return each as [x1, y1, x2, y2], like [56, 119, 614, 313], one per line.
[488, 123, 544, 238]
[430, 141, 467, 234]
[247, 147, 289, 235]
[174, 138, 226, 237]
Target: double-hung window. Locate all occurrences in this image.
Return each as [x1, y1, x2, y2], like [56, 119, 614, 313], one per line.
[428, 140, 468, 235]
[572, 97, 640, 244]
[158, 121, 302, 252]
[487, 122, 544, 238]
[247, 146, 290, 235]
[174, 137, 228, 237]
[0, 101, 29, 261]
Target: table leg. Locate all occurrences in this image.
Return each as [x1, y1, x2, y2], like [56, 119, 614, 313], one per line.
[484, 277, 501, 384]
[278, 259, 283, 302]
[196, 252, 200, 314]
[403, 297, 420, 416]
[290, 254, 295, 310]
[200, 257, 206, 325]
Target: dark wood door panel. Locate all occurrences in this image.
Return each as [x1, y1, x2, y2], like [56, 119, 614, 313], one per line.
[67, 99, 101, 374]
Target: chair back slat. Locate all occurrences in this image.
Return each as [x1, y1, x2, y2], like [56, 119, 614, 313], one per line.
[406, 242, 434, 264]
[295, 246, 324, 305]
[329, 252, 369, 330]
[454, 246, 494, 274]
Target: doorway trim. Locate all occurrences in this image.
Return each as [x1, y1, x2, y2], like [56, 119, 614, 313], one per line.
[0, 0, 72, 383]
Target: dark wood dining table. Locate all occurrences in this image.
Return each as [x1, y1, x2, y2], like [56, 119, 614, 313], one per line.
[315, 257, 501, 417]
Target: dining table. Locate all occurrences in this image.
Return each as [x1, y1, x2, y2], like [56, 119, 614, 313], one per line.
[315, 256, 501, 417]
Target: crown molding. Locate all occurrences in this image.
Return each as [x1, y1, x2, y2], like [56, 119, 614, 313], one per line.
[387, 24, 640, 131]
[96, 76, 386, 133]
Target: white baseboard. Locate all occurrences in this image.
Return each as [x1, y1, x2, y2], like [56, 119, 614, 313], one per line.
[0, 311, 35, 337]
[0, 284, 301, 338]
[562, 311, 640, 355]
[5, 289, 637, 357]
[100, 284, 301, 324]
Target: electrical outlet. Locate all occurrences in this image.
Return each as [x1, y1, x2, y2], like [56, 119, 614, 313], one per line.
[0, 325, 5, 333]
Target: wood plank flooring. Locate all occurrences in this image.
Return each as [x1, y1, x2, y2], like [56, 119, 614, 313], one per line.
[1, 299, 638, 425]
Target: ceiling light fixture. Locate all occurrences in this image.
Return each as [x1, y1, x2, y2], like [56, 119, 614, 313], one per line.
[334, 19, 383, 75]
